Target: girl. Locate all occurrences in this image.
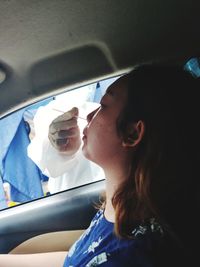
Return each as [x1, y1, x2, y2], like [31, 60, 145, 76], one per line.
[0, 64, 199, 266]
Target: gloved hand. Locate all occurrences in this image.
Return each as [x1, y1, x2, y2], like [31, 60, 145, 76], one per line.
[48, 107, 81, 156]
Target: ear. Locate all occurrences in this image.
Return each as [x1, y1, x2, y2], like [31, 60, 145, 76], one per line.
[122, 120, 145, 148]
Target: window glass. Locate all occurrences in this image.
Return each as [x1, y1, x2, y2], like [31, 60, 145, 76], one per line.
[0, 76, 119, 210]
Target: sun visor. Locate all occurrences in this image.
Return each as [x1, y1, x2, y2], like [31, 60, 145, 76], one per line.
[31, 45, 114, 95]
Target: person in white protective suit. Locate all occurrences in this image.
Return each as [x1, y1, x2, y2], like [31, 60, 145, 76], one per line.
[27, 79, 118, 194]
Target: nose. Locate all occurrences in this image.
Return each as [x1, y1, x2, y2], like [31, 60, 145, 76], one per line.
[86, 107, 99, 123]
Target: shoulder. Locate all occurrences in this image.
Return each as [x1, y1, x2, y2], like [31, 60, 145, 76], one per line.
[92, 209, 104, 221]
[131, 217, 164, 240]
[103, 219, 175, 267]
[127, 218, 165, 253]
[125, 218, 188, 267]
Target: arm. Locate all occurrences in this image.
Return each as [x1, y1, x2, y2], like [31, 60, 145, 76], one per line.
[0, 251, 67, 267]
[27, 103, 82, 177]
[27, 101, 100, 178]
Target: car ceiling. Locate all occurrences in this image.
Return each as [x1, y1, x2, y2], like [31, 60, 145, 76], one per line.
[0, 0, 200, 117]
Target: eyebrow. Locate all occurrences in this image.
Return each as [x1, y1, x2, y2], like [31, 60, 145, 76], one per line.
[106, 87, 114, 96]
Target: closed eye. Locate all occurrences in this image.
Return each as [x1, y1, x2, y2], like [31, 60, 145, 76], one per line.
[100, 102, 106, 108]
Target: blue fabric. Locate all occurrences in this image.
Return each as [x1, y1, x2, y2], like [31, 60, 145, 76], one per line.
[0, 175, 7, 209]
[0, 109, 26, 175]
[93, 82, 102, 103]
[2, 118, 44, 202]
[0, 97, 52, 203]
[63, 210, 165, 267]
[0, 98, 52, 175]
[0, 108, 26, 206]
[26, 97, 53, 110]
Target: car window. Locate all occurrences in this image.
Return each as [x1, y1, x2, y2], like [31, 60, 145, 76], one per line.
[0, 76, 119, 210]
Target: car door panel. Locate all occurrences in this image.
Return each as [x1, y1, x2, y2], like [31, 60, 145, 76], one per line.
[9, 230, 84, 254]
[0, 180, 105, 254]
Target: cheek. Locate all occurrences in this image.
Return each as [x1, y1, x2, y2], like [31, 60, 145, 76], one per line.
[82, 120, 104, 159]
[82, 117, 122, 164]
[89, 117, 114, 146]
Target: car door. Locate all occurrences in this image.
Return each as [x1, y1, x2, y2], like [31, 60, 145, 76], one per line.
[0, 179, 105, 254]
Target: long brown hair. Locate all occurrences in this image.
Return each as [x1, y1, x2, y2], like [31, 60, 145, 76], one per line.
[112, 65, 200, 244]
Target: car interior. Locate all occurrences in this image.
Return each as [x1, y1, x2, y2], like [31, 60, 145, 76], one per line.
[0, 0, 200, 256]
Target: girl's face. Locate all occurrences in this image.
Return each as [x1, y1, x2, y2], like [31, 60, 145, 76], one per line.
[82, 76, 128, 168]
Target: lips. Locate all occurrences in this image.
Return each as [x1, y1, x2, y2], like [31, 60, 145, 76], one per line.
[82, 128, 87, 141]
[83, 127, 87, 136]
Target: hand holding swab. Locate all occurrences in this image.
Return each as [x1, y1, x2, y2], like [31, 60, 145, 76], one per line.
[52, 108, 86, 120]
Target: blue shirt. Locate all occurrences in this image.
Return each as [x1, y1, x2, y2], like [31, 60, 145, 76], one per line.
[63, 209, 168, 267]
